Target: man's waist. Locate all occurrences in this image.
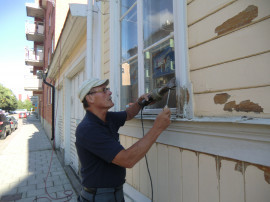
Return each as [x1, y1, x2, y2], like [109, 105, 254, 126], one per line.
[83, 185, 123, 194]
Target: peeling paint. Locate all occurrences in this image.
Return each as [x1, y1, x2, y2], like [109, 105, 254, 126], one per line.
[235, 100, 263, 113]
[224, 100, 263, 113]
[215, 5, 258, 35]
[214, 93, 231, 104]
[246, 164, 270, 184]
[179, 87, 190, 114]
[234, 161, 246, 174]
[224, 101, 236, 112]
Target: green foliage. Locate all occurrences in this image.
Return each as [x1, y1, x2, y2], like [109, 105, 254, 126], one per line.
[0, 84, 18, 111]
[24, 99, 34, 111]
[16, 98, 34, 111]
[17, 100, 24, 109]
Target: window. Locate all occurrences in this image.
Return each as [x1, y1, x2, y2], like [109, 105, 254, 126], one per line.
[120, 0, 176, 111]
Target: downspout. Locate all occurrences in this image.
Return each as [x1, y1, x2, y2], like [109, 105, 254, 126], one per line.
[43, 74, 55, 141]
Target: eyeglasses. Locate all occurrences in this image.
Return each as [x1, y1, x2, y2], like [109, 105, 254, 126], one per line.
[87, 87, 110, 95]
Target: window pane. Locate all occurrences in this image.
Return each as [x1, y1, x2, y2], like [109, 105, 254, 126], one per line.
[121, 0, 136, 16]
[144, 39, 176, 109]
[120, 58, 138, 110]
[121, 5, 137, 61]
[143, 0, 173, 48]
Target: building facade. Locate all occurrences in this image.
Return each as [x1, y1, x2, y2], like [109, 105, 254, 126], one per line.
[28, 0, 270, 201]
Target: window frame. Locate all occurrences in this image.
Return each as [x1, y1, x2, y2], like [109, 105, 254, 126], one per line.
[110, 0, 192, 118]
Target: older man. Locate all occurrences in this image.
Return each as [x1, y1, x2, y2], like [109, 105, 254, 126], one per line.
[76, 78, 171, 202]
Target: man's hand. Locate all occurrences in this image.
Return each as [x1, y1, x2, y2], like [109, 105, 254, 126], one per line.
[137, 93, 150, 104]
[153, 107, 171, 132]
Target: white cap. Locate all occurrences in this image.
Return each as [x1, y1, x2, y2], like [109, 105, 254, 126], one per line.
[78, 78, 109, 102]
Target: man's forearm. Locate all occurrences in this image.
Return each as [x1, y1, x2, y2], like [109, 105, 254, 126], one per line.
[125, 101, 142, 121]
[112, 126, 162, 168]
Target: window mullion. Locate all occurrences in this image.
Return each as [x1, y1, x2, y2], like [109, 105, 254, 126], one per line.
[173, 0, 193, 118]
[137, 0, 144, 96]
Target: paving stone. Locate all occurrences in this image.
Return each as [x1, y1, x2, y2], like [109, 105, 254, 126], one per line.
[0, 115, 77, 200]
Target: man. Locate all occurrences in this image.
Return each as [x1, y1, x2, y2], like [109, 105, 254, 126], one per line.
[76, 78, 171, 202]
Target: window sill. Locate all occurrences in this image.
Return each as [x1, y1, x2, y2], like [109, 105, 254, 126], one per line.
[135, 114, 270, 126]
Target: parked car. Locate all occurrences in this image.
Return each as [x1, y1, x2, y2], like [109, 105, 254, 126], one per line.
[19, 112, 27, 119]
[7, 116, 18, 132]
[0, 114, 12, 139]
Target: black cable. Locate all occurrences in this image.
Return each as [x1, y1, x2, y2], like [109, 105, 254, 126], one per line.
[140, 108, 153, 202]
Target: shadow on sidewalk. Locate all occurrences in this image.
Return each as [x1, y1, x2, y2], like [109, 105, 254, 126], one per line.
[0, 115, 76, 201]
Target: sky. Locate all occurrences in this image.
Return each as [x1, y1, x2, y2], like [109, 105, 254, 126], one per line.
[0, 0, 34, 99]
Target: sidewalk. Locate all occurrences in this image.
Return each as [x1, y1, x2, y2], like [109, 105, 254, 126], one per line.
[0, 115, 78, 202]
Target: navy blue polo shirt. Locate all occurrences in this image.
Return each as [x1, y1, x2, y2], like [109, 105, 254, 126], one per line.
[75, 110, 127, 188]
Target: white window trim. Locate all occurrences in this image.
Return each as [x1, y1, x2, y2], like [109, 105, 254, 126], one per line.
[110, 0, 121, 112]
[111, 0, 193, 118]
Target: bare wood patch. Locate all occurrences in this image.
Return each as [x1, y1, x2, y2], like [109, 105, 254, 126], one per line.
[235, 100, 263, 113]
[214, 93, 231, 104]
[215, 5, 258, 35]
[223, 100, 263, 113]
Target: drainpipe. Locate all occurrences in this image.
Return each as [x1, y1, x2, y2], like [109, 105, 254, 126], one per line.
[43, 74, 55, 141]
[86, 0, 93, 79]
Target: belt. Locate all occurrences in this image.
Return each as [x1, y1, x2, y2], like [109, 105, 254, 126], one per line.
[83, 185, 123, 195]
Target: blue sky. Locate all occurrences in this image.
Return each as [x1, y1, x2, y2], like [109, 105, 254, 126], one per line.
[0, 0, 34, 98]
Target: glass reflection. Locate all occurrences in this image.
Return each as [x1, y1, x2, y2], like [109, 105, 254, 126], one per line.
[143, 0, 173, 48]
[121, 0, 136, 16]
[144, 39, 176, 109]
[121, 5, 138, 61]
[120, 58, 138, 110]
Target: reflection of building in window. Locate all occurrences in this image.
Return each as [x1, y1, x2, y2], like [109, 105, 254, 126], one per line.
[122, 63, 130, 86]
[153, 47, 175, 79]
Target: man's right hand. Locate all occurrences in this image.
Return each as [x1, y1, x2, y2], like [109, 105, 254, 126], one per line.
[153, 107, 171, 132]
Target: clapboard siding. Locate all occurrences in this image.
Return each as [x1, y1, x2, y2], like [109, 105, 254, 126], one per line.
[189, 18, 270, 70]
[70, 118, 78, 172]
[157, 144, 169, 202]
[220, 159, 245, 202]
[58, 116, 64, 149]
[198, 154, 219, 202]
[168, 146, 182, 202]
[191, 52, 270, 93]
[187, 0, 236, 25]
[188, 0, 270, 47]
[194, 86, 270, 117]
[121, 135, 270, 202]
[245, 165, 270, 202]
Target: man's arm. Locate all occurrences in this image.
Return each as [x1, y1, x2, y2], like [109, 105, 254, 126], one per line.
[125, 94, 150, 121]
[112, 107, 171, 168]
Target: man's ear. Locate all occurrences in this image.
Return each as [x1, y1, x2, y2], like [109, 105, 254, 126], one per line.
[85, 94, 94, 104]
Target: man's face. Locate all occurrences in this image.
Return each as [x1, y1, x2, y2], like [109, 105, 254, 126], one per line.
[87, 84, 114, 109]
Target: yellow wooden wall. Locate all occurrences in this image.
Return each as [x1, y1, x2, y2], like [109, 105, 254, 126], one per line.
[120, 135, 270, 202]
[188, 0, 270, 118]
[101, 2, 110, 80]
[55, 0, 87, 47]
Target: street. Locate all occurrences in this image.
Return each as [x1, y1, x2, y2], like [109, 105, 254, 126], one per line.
[0, 114, 77, 202]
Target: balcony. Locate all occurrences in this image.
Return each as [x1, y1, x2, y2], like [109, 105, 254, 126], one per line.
[26, 3, 44, 18]
[24, 75, 43, 92]
[25, 46, 44, 67]
[25, 21, 45, 42]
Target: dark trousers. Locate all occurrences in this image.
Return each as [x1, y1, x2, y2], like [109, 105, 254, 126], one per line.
[77, 185, 125, 202]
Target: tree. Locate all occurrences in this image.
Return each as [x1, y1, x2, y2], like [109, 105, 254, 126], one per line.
[0, 84, 18, 111]
[17, 99, 34, 111]
[24, 99, 34, 111]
